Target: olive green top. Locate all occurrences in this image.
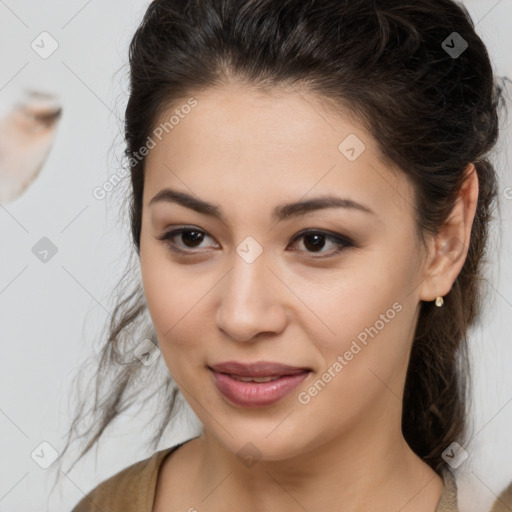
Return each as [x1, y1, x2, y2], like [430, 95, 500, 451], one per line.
[70, 439, 511, 512]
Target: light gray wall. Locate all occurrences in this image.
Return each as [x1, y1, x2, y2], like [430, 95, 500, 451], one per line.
[0, 1, 510, 511]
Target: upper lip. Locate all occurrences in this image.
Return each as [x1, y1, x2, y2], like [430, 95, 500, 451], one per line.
[208, 361, 311, 377]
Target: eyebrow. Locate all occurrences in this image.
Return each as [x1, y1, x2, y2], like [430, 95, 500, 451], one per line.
[149, 187, 376, 222]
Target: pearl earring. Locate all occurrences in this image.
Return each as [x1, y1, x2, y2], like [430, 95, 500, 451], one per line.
[435, 296, 444, 307]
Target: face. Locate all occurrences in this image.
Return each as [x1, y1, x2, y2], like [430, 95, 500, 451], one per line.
[0, 91, 61, 203]
[139, 81, 429, 461]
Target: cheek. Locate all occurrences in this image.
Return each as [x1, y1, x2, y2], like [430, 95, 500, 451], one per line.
[139, 242, 213, 374]
[291, 259, 409, 344]
[293, 246, 418, 387]
[295, 290, 413, 428]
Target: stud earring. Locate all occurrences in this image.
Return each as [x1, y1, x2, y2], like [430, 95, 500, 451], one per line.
[435, 296, 444, 307]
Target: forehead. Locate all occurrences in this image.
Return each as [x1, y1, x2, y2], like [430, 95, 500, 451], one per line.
[143, 82, 414, 220]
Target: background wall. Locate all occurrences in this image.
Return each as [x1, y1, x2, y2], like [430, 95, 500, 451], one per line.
[0, 1, 511, 511]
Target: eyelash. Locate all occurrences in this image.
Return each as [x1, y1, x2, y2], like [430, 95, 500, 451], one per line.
[156, 226, 354, 258]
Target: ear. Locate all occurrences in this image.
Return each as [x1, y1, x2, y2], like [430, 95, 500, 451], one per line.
[419, 163, 479, 303]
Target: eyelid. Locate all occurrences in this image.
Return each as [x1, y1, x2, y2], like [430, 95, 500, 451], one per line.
[157, 225, 355, 257]
[156, 226, 218, 254]
[288, 229, 354, 258]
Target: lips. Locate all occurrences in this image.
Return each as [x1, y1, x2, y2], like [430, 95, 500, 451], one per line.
[208, 367, 311, 408]
[207, 360, 312, 407]
[208, 360, 311, 378]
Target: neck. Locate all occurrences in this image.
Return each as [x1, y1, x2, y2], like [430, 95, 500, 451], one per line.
[192, 403, 443, 511]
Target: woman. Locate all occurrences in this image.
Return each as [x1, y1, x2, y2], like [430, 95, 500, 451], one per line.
[63, 0, 511, 510]
[0, 91, 61, 203]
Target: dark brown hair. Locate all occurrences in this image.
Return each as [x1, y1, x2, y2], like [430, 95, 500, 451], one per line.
[55, 0, 508, 488]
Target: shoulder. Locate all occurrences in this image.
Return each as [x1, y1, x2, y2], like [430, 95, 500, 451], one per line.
[437, 469, 512, 512]
[489, 478, 512, 512]
[70, 447, 175, 512]
[436, 468, 458, 511]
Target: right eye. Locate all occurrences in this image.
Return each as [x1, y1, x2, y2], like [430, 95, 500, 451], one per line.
[157, 226, 219, 254]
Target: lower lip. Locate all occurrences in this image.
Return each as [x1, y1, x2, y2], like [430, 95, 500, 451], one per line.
[209, 369, 310, 408]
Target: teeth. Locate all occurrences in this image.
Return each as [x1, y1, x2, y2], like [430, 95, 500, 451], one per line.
[230, 374, 283, 383]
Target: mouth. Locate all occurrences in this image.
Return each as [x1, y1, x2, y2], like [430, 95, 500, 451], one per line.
[208, 360, 312, 378]
[207, 362, 312, 407]
[217, 374, 288, 383]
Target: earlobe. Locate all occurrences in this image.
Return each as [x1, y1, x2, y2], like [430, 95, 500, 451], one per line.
[419, 163, 479, 302]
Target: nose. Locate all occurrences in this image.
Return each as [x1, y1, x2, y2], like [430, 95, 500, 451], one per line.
[215, 250, 288, 342]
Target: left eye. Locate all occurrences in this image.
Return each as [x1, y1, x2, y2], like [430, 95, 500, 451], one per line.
[157, 227, 353, 257]
[289, 229, 353, 256]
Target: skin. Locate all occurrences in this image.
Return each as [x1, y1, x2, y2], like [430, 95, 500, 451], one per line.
[139, 81, 479, 511]
[0, 91, 61, 203]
